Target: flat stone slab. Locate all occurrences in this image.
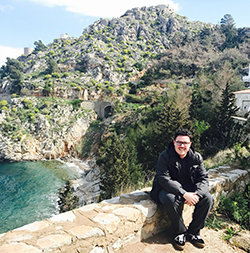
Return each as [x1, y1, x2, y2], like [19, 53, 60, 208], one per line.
[112, 207, 141, 222]
[68, 225, 104, 239]
[0, 243, 42, 253]
[36, 234, 72, 250]
[93, 213, 120, 234]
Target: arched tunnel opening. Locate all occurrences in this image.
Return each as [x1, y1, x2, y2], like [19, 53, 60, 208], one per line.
[104, 105, 112, 118]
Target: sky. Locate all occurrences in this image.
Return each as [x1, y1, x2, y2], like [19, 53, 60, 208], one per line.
[0, 0, 250, 67]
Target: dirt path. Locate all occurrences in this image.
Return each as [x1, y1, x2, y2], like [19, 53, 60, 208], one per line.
[115, 227, 246, 253]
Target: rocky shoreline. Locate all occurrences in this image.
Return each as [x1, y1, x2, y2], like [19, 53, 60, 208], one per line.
[58, 156, 101, 207]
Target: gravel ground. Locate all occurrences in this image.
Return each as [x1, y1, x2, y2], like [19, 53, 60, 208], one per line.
[115, 226, 247, 253]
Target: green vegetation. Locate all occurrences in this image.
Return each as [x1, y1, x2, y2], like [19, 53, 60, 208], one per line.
[205, 212, 225, 231]
[97, 132, 142, 200]
[58, 181, 79, 213]
[218, 185, 250, 230]
[0, 6, 250, 206]
[205, 183, 250, 243]
[222, 227, 241, 241]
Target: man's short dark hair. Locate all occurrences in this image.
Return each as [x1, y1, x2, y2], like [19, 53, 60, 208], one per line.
[174, 128, 192, 139]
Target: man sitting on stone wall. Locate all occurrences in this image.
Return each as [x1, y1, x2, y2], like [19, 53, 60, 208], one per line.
[150, 128, 213, 250]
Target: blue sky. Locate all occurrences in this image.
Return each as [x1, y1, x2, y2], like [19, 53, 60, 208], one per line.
[0, 0, 250, 67]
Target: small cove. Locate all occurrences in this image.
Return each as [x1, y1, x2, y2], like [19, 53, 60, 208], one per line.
[0, 160, 81, 234]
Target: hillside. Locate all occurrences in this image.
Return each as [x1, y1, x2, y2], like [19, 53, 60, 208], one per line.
[0, 5, 216, 99]
[0, 4, 250, 164]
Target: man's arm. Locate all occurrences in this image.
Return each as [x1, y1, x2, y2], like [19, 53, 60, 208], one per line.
[194, 153, 210, 197]
[157, 151, 187, 196]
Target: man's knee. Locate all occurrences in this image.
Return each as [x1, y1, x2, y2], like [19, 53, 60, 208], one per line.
[159, 190, 177, 205]
[199, 192, 213, 208]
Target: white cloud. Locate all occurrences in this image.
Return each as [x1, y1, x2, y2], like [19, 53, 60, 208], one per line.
[28, 0, 179, 17]
[0, 5, 13, 12]
[0, 46, 23, 67]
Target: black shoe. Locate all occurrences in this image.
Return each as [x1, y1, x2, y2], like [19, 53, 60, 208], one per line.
[173, 234, 186, 250]
[186, 234, 205, 248]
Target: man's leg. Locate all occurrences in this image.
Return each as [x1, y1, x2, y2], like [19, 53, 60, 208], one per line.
[158, 189, 187, 236]
[187, 191, 213, 235]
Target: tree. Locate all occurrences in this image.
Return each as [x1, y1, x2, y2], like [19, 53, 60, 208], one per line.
[10, 69, 24, 94]
[42, 84, 52, 96]
[0, 58, 24, 94]
[220, 14, 236, 27]
[46, 59, 58, 74]
[220, 14, 238, 50]
[216, 83, 239, 146]
[97, 132, 142, 200]
[201, 83, 240, 156]
[58, 181, 79, 213]
[134, 102, 196, 175]
[34, 40, 47, 52]
[0, 58, 23, 78]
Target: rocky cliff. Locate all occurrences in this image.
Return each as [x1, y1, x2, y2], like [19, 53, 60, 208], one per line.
[0, 4, 248, 162]
[0, 96, 97, 162]
[0, 5, 212, 162]
[1, 5, 213, 99]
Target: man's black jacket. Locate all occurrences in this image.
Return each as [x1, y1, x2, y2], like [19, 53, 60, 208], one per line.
[150, 141, 209, 203]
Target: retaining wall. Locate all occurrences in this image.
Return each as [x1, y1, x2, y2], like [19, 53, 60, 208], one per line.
[0, 165, 249, 253]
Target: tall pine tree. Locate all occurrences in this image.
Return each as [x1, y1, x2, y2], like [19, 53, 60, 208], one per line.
[97, 132, 142, 200]
[201, 83, 240, 155]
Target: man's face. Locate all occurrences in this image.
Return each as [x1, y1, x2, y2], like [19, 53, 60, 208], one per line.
[173, 135, 191, 159]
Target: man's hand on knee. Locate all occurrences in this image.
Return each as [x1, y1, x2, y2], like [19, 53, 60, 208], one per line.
[183, 192, 200, 206]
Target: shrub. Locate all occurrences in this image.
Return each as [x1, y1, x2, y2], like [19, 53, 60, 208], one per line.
[43, 101, 50, 108]
[105, 86, 115, 94]
[1, 106, 8, 112]
[5, 116, 12, 122]
[69, 99, 82, 110]
[62, 72, 70, 78]
[117, 88, 124, 96]
[218, 185, 250, 230]
[44, 74, 52, 80]
[29, 113, 36, 122]
[43, 85, 52, 96]
[97, 83, 102, 90]
[22, 99, 33, 109]
[42, 109, 50, 115]
[52, 72, 61, 78]
[0, 100, 8, 106]
[17, 133, 23, 141]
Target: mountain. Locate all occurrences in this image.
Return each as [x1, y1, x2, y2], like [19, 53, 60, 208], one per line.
[0, 5, 250, 162]
[0, 5, 215, 98]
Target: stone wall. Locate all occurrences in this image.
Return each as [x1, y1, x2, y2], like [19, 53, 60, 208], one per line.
[0, 165, 249, 253]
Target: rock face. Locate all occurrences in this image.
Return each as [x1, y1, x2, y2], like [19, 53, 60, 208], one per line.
[0, 5, 214, 100]
[0, 97, 97, 162]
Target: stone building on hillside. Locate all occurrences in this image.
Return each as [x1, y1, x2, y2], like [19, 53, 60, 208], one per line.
[243, 64, 250, 86]
[234, 89, 250, 113]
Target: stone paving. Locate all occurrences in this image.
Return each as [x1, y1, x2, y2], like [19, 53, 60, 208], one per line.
[0, 165, 249, 253]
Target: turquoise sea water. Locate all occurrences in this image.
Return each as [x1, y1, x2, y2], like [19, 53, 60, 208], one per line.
[0, 160, 80, 234]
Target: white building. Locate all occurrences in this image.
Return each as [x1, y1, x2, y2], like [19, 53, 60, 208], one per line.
[60, 33, 69, 39]
[243, 64, 250, 83]
[234, 89, 250, 112]
[24, 47, 34, 56]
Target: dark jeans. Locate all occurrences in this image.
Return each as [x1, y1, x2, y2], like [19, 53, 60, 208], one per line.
[158, 189, 213, 236]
